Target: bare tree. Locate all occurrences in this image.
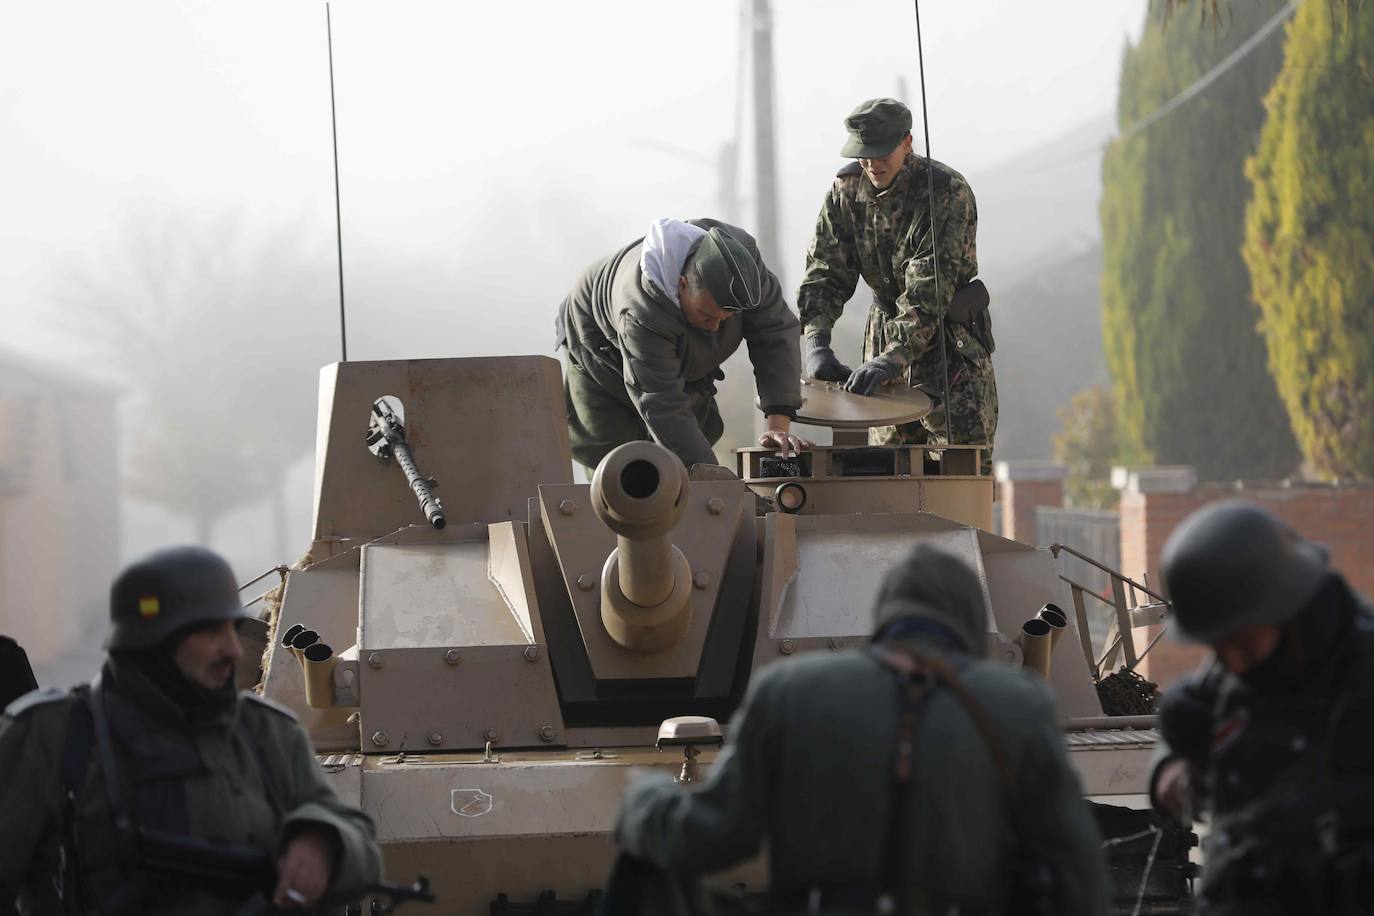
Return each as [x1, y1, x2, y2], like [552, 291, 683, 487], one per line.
[57, 211, 335, 555]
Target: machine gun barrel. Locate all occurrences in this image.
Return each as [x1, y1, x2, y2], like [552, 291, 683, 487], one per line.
[391, 438, 446, 530]
[367, 398, 446, 530]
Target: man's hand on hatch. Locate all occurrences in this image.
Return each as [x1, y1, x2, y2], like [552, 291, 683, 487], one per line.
[759, 416, 812, 459]
[843, 357, 902, 396]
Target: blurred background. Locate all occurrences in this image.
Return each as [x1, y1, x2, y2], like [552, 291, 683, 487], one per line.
[4, 0, 1369, 687]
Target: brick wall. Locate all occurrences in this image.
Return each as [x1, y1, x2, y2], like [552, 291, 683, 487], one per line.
[1116, 471, 1374, 688]
[994, 462, 1067, 545]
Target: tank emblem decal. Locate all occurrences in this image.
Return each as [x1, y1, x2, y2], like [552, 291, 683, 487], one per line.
[451, 788, 494, 818]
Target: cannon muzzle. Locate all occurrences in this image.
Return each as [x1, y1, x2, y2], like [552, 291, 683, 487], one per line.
[590, 442, 693, 653]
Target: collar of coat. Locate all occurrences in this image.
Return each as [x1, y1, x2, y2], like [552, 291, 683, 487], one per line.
[865, 152, 918, 202]
[102, 653, 242, 732]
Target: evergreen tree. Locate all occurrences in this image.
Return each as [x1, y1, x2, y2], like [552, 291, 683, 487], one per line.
[1100, 0, 1299, 480]
[1243, 2, 1374, 480]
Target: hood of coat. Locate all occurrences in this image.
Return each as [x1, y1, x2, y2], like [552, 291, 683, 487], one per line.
[870, 543, 988, 654]
[639, 217, 707, 308]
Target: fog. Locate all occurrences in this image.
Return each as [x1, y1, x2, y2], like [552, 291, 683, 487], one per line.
[0, 0, 1146, 681]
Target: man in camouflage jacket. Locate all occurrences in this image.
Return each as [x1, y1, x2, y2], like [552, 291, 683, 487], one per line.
[797, 98, 997, 470]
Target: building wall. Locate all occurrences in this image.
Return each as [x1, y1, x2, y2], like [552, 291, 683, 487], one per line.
[0, 374, 118, 672]
[1121, 481, 1374, 687]
[997, 461, 1374, 691]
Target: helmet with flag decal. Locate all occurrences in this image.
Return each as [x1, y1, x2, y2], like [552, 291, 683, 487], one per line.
[106, 546, 250, 649]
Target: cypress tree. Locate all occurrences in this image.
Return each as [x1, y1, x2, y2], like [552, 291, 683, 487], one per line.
[1243, 2, 1374, 480]
[1100, 0, 1299, 480]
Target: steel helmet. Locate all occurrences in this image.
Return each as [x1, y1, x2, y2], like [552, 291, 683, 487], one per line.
[106, 546, 249, 650]
[1161, 500, 1328, 643]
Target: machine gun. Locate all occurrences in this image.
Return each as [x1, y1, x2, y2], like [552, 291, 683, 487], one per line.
[135, 827, 436, 914]
[366, 397, 446, 530]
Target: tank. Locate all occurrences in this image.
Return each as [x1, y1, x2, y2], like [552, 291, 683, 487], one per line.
[258, 355, 1185, 914]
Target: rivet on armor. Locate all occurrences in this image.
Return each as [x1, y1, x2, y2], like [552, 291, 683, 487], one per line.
[707, 497, 726, 515]
[444, 649, 462, 665]
[427, 731, 444, 746]
[539, 725, 556, 743]
[371, 731, 389, 747]
[484, 728, 500, 742]
[577, 574, 595, 591]
[559, 499, 577, 516]
[693, 571, 712, 590]
[523, 645, 540, 662]
[367, 652, 384, 669]
[780, 639, 795, 655]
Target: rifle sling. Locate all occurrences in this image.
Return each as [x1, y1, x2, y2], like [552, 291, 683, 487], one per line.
[59, 688, 95, 914]
[873, 645, 1013, 787]
[62, 676, 285, 914]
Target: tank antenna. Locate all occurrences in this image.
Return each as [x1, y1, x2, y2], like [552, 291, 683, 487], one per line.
[912, 0, 953, 448]
[326, 3, 348, 362]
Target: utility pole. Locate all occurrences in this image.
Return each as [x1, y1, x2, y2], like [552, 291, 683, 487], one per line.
[750, 0, 780, 285]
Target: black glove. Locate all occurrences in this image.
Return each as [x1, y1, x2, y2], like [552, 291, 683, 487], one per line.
[843, 357, 902, 395]
[803, 331, 852, 382]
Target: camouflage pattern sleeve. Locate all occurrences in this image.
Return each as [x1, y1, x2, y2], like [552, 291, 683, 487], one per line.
[796, 181, 861, 339]
[878, 176, 978, 370]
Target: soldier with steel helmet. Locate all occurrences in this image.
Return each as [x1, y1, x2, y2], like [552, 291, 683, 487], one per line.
[555, 218, 807, 473]
[0, 546, 381, 915]
[1150, 500, 1374, 914]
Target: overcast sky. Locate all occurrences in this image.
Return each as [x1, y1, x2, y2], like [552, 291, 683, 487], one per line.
[3, 0, 1147, 359]
[1, 0, 1154, 591]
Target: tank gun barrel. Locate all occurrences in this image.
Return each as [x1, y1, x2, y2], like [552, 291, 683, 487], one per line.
[590, 442, 693, 653]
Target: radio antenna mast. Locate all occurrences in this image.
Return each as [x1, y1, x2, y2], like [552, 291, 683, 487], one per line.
[326, 3, 348, 362]
[912, 0, 952, 447]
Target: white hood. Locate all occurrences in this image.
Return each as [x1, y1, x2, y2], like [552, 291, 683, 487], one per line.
[639, 217, 707, 308]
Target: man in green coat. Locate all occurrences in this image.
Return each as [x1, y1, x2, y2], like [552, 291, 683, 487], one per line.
[0, 546, 382, 915]
[556, 218, 807, 472]
[613, 543, 1108, 915]
[798, 98, 997, 472]
[1150, 502, 1374, 914]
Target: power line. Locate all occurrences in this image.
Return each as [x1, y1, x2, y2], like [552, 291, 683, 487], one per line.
[1039, 1, 1297, 168]
[1116, 1, 1296, 142]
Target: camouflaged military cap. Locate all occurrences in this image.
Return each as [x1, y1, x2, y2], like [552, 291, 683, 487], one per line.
[692, 227, 762, 312]
[841, 98, 914, 158]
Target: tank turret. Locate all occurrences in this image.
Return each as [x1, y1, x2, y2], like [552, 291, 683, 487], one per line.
[254, 355, 1172, 913]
